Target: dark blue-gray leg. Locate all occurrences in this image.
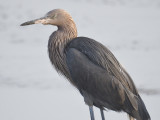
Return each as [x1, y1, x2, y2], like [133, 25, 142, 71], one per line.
[100, 109, 105, 120]
[89, 106, 95, 120]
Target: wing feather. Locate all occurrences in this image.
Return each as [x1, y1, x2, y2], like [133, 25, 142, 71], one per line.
[67, 37, 138, 95]
[66, 47, 138, 111]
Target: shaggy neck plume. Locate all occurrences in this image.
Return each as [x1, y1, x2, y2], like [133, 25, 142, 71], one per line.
[48, 18, 77, 83]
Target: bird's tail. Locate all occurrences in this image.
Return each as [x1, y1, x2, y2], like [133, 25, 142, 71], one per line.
[132, 96, 151, 120]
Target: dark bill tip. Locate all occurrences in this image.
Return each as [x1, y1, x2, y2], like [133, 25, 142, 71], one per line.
[20, 20, 35, 26]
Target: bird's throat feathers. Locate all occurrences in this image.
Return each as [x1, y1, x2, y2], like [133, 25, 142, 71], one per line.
[47, 23, 77, 82]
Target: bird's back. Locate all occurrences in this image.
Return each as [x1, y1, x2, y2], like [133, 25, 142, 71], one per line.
[66, 37, 138, 94]
[65, 37, 150, 120]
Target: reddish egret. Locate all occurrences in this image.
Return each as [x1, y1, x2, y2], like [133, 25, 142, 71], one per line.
[21, 9, 150, 120]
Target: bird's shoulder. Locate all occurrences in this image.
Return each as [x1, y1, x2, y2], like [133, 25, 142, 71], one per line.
[67, 36, 103, 49]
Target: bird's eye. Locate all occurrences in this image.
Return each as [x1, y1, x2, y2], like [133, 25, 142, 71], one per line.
[51, 13, 57, 19]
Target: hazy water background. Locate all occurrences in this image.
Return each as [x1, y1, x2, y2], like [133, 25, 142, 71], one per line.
[0, 0, 160, 119]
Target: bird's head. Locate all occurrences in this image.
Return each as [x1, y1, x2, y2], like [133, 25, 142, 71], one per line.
[20, 9, 74, 27]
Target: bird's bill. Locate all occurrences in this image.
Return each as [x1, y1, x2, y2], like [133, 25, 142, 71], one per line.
[20, 17, 50, 26]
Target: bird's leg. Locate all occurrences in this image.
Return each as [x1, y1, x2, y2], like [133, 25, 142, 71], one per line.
[89, 106, 95, 120]
[100, 108, 105, 120]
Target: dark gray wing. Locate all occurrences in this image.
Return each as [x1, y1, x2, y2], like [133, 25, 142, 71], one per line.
[66, 47, 138, 111]
[67, 37, 138, 95]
